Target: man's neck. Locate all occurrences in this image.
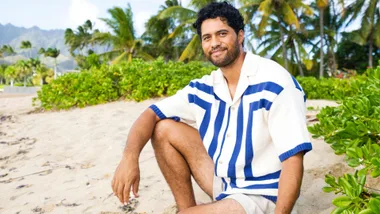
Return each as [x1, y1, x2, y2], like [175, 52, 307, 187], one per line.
[220, 50, 246, 86]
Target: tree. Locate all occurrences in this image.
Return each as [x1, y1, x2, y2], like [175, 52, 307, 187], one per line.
[336, 34, 380, 72]
[20, 40, 32, 58]
[316, 0, 329, 77]
[1, 45, 16, 56]
[142, 0, 182, 61]
[39, 48, 60, 79]
[92, 4, 153, 64]
[64, 20, 99, 56]
[257, 17, 314, 76]
[34, 64, 52, 86]
[4, 65, 17, 87]
[0, 65, 6, 84]
[343, 0, 380, 68]
[15, 60, 32, 87]
[239, 0, 312, 71]
[28, 58, 43, 85]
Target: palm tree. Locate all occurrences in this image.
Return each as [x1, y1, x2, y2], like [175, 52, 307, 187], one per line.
[158, 0, 235, 61]
[15, 60, 32, 87]
[39, 48, 60, 79]
[92, 4, 153, 64]
[20, 40, 32, 58]
[28, 58, 43, 85]
[304, 1, 345, 76]
[257, 17, 314, 76]
[142, 0, 181, 60]
[4, 65, 18, 87]
[316, 0, 329, 77]
[239, 0, 313, 71]
[65, 20, 99, 56]
[0, 65, 6, 85]
[343, 0, 380, 68]
[1, 45, 16, 56]
[34, 64, 51, 86]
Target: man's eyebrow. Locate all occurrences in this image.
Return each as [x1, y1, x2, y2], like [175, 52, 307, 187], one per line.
[202, 29, 229, 38]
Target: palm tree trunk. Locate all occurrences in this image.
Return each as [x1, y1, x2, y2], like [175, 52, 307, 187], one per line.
[319, 8, 324, 78]
[24, 76, 26, 87]
[54, 59, 57, 79]
[11, 79, 14, 87]
[40, 77, 43, 86]
[329, 46, 337, 72]
[279, 26, 288, 70]
[294, 47, 304, 76]
[369, 35, 373, 68]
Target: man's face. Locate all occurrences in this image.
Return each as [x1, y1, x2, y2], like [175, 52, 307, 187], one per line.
[200, 17, 243, 67]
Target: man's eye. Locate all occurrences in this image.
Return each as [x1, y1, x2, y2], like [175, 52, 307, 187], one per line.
[203, 37, 210, 41]
[220, 32, 227, 36]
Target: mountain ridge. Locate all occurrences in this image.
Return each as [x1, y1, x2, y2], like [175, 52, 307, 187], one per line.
[0, 23, 75, 70]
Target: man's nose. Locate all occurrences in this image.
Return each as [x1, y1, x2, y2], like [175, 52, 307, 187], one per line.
[211, 37, 221, 49]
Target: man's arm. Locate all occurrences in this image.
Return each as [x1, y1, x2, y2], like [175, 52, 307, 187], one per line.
[112, 108, 160, 205]
[275, 152, 304, 214]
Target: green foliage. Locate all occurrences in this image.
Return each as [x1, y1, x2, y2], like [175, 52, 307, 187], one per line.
[76, 53, 102, 70]
[297, 76, 357, 100]
[36, 58, 214, 110]
[309, 65, 380, 213]
[336, 35, 380, 73]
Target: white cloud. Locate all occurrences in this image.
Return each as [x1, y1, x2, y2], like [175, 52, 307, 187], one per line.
[68, 0, 107, 31]
[134, 11, 152, 36]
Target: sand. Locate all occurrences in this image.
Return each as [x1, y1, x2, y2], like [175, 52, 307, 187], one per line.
[0, 94, 358, 214]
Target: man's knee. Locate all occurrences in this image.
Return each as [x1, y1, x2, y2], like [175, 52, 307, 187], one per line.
[152, 119, 177, 146]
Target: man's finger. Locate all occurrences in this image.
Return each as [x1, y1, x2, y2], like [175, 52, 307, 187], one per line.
[132, 178, 140, 197]
[111, 178, 116, 193]
[112, 180, 118, 196]
[117, 183, 124, 204]
[123, 184, 131, 204]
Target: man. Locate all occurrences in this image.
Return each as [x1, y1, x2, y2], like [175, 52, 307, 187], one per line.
[112, 2, 312, 214]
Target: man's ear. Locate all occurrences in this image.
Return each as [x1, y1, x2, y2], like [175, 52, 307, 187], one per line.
[238, 30, 245, 45]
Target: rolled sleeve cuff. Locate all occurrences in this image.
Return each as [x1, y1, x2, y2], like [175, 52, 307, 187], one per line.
[279, 142, 312, 162]
[149, 104, 166, 119]
[149, 104, 181, 122]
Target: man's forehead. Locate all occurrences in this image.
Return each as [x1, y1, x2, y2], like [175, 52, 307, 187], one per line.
[201, 17, 230, 35]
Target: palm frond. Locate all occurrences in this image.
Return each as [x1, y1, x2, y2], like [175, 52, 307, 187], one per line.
[179, 34, 200, 61]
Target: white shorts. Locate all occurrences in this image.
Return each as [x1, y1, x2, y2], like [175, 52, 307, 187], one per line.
[212, 176, 297, 214]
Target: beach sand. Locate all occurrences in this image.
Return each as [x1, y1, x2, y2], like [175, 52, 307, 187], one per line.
[0, 94, 365, 213]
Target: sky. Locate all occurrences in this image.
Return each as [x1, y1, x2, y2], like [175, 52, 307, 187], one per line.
[0, 0, 191, 36]
[0, 0, 360, 36]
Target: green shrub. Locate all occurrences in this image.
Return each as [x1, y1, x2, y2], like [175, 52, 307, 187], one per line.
[36, 58, 214, 110]
[309, 66, 380, 213]
[297, 76, 358, 100]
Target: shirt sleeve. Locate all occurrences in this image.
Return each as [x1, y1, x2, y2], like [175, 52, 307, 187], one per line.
[268, 85, 312, 162]
[149, 85, 195, 123]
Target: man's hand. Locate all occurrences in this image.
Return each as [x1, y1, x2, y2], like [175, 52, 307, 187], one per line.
[112, 155, 140, 205]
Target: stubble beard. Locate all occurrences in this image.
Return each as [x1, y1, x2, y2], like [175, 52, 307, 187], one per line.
[207, 39, 240, 68]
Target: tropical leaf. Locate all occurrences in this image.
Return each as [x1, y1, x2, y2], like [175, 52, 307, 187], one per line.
[158, 6, 196, 21]
[179, 34, 200, 61]
[281, 3, 299, 29]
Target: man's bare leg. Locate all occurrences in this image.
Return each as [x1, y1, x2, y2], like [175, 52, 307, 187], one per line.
[151, 120, 214, 211]
[179, 199, 245, 214]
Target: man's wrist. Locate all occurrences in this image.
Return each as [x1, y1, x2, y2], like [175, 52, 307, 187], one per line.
[122, 150, 139, 162]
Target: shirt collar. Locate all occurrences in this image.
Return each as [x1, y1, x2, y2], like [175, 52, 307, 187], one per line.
[213, 52, 260, 104]
[213, 52, 259, 84]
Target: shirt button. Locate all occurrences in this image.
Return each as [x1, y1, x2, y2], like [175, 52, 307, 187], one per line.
[227, 133, 231, 138]
[218, 160, 223, 164]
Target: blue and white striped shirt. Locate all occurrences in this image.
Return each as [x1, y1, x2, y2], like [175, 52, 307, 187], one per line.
[150, 52, 312, 203]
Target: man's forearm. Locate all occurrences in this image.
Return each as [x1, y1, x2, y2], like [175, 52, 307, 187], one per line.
[123, 108, 160, 161]
[275, 153, 304, 214]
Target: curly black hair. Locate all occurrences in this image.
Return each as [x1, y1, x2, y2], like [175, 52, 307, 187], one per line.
[193, 2, 245, 38]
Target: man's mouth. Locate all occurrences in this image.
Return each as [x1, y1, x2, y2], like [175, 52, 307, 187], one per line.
[210, 48, 226, 56]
